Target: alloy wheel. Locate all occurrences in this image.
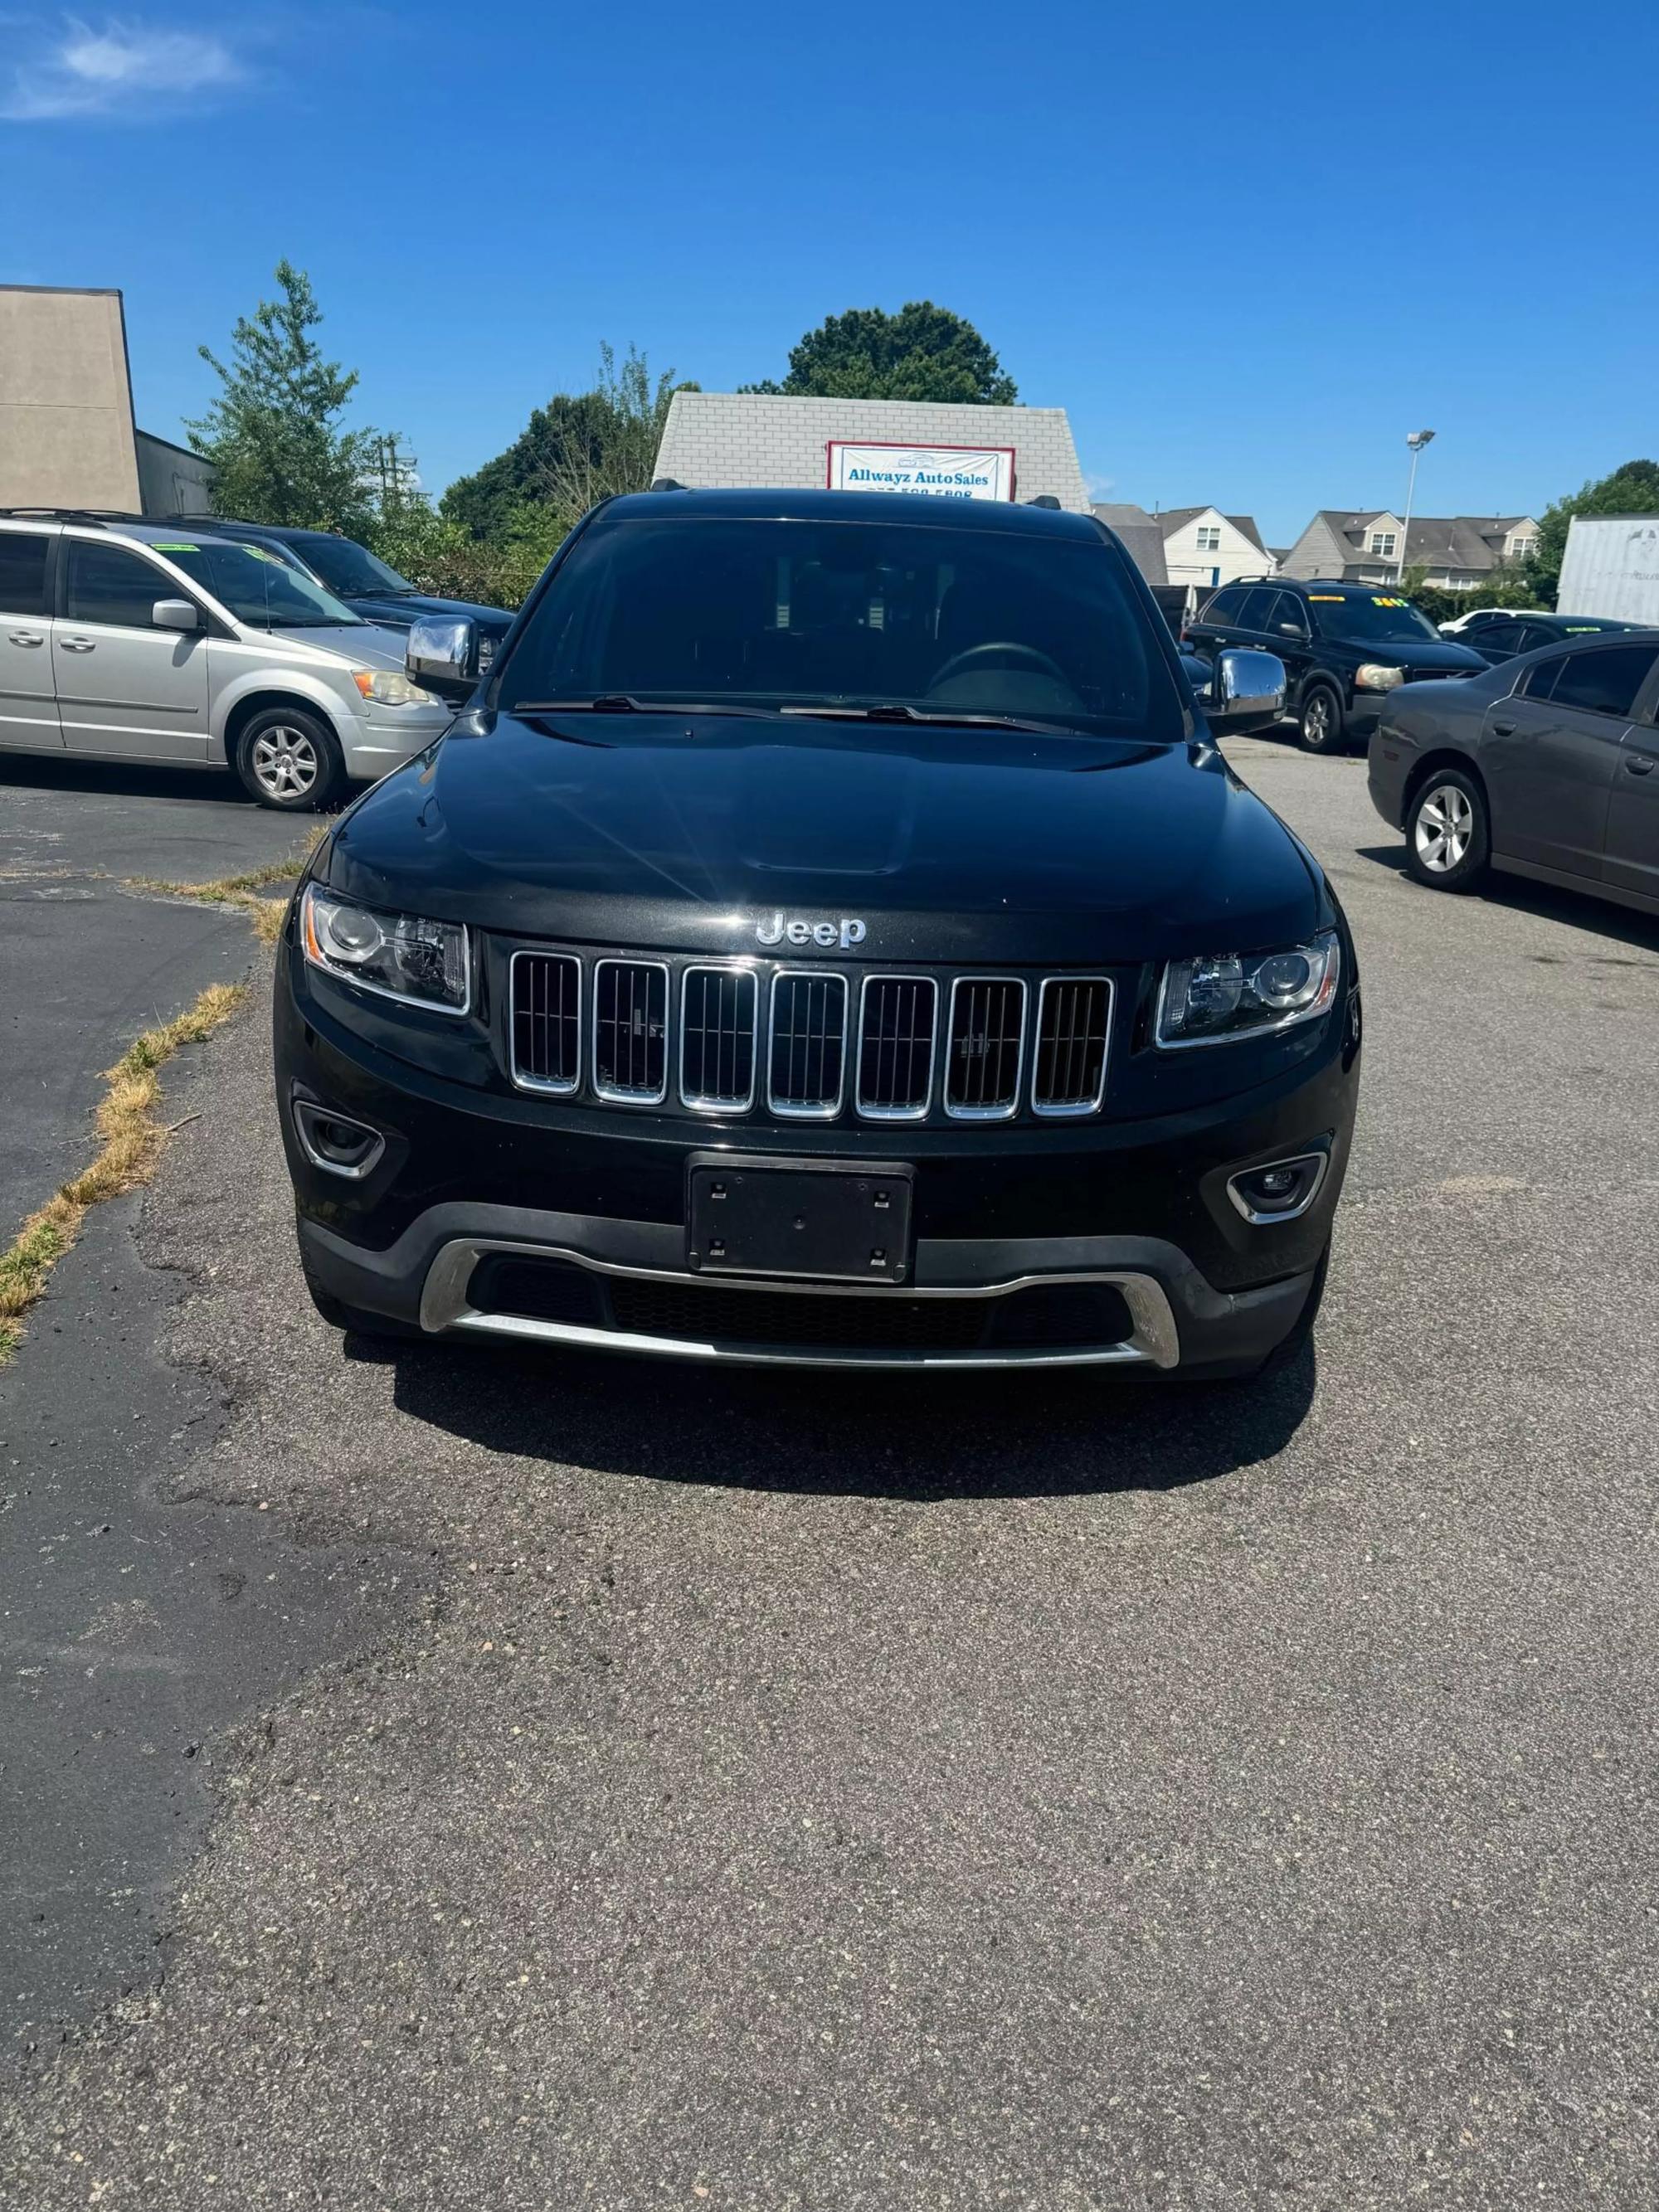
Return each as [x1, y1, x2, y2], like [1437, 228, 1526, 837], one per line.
[1414, 781, 1475, 873]
[251, 726, 320, 801]
[1303, 693, 1334, 746]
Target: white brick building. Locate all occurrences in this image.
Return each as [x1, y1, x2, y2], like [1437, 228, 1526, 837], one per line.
[653, 391, 1091, 512]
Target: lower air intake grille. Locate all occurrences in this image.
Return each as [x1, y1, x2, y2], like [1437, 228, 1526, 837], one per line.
[857, 976, 937, 1118]
[1032, 977, 1112, 1116]
[769, 972, 848, 1116]
[593, 959, 669, 1102]
[464, 1256, 1136, 1357]
[680, 965, 758, 1111]
[945, 978, 1026, 1120]
[510, 952, 581, 1093]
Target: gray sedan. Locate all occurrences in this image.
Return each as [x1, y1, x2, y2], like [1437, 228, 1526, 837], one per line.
[1368, 632, 1659, 917]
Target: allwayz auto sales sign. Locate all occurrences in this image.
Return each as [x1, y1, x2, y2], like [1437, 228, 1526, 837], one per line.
[825, 441, 1016, 502]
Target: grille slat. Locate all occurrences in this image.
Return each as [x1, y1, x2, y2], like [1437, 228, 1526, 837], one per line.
[510, 951, 582, 1093]
[679, 965, 758, 1111]
[1032, 976, 1112, 1117]
[768, 971, 848, 1117]
[857, 975, 937, 1120]
[944, 977, 1026, 1121]
[593, 959, 669, 1102]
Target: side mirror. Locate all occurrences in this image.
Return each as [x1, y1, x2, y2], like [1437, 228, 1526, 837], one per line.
[406, 615, 479, 702]
[1277, 621, 1307, 639]
[1209, 648, 1287, 732]
[152, 597, 201, 633]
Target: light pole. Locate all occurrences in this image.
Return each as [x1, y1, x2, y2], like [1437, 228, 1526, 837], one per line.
[1397, 429, 1435, 584]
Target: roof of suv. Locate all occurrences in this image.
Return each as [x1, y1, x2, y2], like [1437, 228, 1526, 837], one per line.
[591, 487, 1107, 539]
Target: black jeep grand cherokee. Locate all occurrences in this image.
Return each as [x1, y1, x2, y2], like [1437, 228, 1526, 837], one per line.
[275, 489, 1360, 1379]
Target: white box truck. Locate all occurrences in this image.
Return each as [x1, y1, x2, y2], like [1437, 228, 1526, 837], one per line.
[1556, 513, 1659, 623]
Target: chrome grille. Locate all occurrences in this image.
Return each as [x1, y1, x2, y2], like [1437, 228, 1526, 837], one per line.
[767, 971, 848, 1117]
[593, 959, 669, 1103]
[1032, 977, 1112, 1117]
[679, 965, 758, 1112]
[509, 951, 581, 1094]
[856, 975, 937, 1120]
[944, 977, 1026, 1121]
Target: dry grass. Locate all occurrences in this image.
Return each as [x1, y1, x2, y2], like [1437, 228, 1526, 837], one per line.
[128, 826, 324, 947]
[0, 981, 249, 1362]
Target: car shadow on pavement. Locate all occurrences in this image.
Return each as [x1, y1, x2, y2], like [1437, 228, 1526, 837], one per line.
[374, 1334, 1316, 1501]
[1354, 843, 1659, 953]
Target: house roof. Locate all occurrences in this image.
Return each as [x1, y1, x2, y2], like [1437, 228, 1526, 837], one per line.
[1091, 502, 1168, 586]
[1151, 505, 1269, 556]
[1305, 509, 1538, 575]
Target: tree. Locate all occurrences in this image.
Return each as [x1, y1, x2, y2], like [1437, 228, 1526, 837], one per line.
[742, 303, 1016, 405]
[1400, 562, 1544, 630]
[188, 260, 380, 533]
[1527, 458, 1659, 603]
[441, 346, 693, 542]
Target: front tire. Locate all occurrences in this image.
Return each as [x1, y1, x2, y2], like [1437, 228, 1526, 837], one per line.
[1404, 767, 1489, 892]
[1297, 681, 1347, 756]
[234, 706, 348, 812]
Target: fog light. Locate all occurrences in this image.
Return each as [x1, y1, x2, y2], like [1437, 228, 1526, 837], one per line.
[1227, 1152, 1327, 1224]
[293, 1099, 386, 1180]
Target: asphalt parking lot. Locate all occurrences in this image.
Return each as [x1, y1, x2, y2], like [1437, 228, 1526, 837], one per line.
[2, 739, 1657, 2208]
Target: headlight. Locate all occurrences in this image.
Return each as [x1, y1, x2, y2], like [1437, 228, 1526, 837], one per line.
[352, 668, 435, 706]
[301, 886, 469, 1014]
[1156, 931, 1340, 1048]
[1355, 663, 1405, 692]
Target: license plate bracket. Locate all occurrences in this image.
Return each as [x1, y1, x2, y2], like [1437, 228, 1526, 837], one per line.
[686, 1154, 915, 1285]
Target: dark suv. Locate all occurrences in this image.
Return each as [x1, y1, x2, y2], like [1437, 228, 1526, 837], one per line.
[1187, 577, 1486, 753]
[162, 516, 513, 675]
[275, 489, 1360, 1381]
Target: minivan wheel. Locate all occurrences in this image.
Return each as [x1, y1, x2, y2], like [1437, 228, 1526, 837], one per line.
[235, 707, 347, 811]
[1404, 768, 1489, 892]
[1297, 682, 1346, 755]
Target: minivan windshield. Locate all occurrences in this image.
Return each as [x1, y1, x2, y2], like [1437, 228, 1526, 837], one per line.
[292, 536, 415, 598]
[160, 540, 362, 630]
[495, 514, 1186, 741]
[1311, 592, 1441, 644]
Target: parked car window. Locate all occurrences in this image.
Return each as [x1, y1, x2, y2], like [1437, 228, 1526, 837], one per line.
[1236, 588, 1279, 630]
[1523, 655, 1566, 700]
[159, 541, 362, 630]
[1545, 644, 1659, 720]
[1319, 594, 1441, 644]
[1515, 623, 1558, 653]
[0, 531, 49, 617]
[497, 513, 1187, 741]
[66, 540, 171, 627]
[1199, 586, 1247, 625]
[1266, 593, 1308, 638]
[290, 536, 416, 599]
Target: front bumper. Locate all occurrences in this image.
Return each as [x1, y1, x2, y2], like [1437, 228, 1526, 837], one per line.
[340, 707, 452, 782]
[276, 942, 1360, 1377]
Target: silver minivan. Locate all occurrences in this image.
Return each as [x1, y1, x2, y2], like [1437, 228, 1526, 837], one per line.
[0, 511, 454, 809]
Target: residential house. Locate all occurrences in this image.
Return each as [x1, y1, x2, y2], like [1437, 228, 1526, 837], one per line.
[1280, 510, 1541, 591]
[1154, 506, 1274, 590]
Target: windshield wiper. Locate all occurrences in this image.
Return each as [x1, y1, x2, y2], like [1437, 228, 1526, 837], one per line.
[778, 702, 1083, 736]
[509, 696, 777, 718]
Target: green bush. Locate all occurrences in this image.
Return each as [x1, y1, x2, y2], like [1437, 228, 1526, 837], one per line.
[367, 499, 568, 611]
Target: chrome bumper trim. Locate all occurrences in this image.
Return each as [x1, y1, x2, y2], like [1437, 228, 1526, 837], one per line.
[417, 1237, 1181, 1371]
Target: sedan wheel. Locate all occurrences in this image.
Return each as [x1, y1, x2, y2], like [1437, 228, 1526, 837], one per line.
[1413, 781, 1474, 872]
[1404, 768, 1489, 893]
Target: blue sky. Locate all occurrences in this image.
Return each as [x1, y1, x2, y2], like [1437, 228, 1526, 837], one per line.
[2, 0, 1655, 545]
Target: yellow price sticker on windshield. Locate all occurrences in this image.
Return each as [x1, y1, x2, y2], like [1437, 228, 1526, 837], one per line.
[153, 542, 198, 552]
[1371, 596, 1408, 606]
[1308, 593, 1345, 601]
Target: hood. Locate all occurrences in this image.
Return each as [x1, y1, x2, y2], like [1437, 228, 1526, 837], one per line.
[345, 590, 514, 634]
[1337, 634, 1486, 673]
[328, 711, 1325, 965]
[249, 621, 415, 674]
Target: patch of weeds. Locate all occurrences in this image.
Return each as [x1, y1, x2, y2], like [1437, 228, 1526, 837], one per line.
[0, 983, 248, 1363]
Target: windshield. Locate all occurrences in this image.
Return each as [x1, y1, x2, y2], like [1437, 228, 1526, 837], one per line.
[294, 535, 414, 597]
[495, 514, 1186, 741]
[159, 540, 362, 630]
[1308, 592, 1441, 644]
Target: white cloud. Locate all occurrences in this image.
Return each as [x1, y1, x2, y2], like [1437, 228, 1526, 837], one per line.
[1, 16, 246, 120]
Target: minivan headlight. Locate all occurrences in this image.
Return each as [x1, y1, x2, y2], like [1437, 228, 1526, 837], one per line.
[1156, 931, 1340, 1048]
[301, 885, 469, 1014]
[353, 668, 435, 706]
